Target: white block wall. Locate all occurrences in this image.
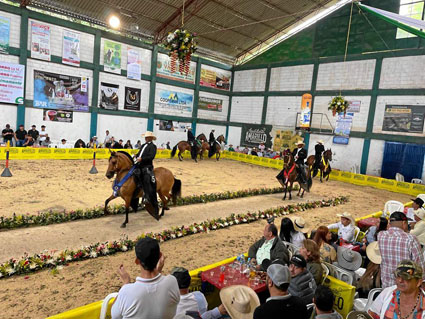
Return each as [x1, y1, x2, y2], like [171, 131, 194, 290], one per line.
[28, 19, 94, 63]
[25, 107, 91, 144]
[99, 72, 149, 112]
[197, 92, 229, 121]
[316, 60, 376, 91]
[154, 83, 194, 118]
[269, 65, 313, 91]
[366, 139, 385, 176]
[96, 114, 147, 146]
[308, 133, 364, 172]
[153, 119, 191, 148]
[233, 69, 267, 92]
[0, 10, 20, 48]
[230, 96, 263, 124]
[311, 96, 371, 132]
[265, 96, 302, 128]
[0, 104, 17, 127]
[227, 126, 242, 148]
[380, 56, 425, 89]
[0, 54, 19, 64]
[374, 95, 425, 136]
[100, 38, 151, 75]
[26, 59, 93, 103]
[196, 123, 226, 140]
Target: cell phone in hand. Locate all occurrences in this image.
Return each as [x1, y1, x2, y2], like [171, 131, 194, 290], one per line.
[267, 217, 275, 224]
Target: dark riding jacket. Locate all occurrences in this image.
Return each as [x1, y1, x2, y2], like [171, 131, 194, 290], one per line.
[188, 130, 195, 142]
[315, 144, 325, 159]
[135, 142, 156, 167]
[292, 147, 307, 165]
[209, 132, 215, 143]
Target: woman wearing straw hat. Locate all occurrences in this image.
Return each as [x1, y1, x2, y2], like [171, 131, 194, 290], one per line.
[134, 131, 159, 216]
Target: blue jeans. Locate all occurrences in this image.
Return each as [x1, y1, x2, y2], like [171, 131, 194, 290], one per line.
[16, 140, 25, 147]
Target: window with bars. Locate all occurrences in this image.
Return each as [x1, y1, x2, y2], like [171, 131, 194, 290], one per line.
[397, 0, 425, 38]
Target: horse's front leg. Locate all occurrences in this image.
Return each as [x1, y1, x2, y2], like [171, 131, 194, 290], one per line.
[320, 169, 323, 183]
[178, 151, 183, 161]
[301, 189, 305, 198]
[297, 187, 301, 196]
[104, 194, 116, 214]
[288, 182, 293, 200]
[120, 197, 131, 228]
[158, 193, 169, 217]
[283, 183, 287, 200]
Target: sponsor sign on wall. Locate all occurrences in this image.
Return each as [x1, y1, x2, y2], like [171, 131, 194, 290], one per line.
[299, 93, 312, 129]
[62, 29, 80, 67]
[156, 54, 195, 83]
[103, 39, 121, 74]
[124, 87, 141, 111]
[333, 112, 354, 145]
[158, 120, 188, 132]
[157, 89, 193, 113]
[200, 65, 231, 91]
[31, 21, 51, 61]
[240, 124, 273, 148]
[382, 105, 425, 133]
[0, 61, 25, 104]
[0, 16, 10, 54]
[347, 100, 361, 113]
[198, 96, 223, 112]
[99, 82, 119, 110]
[127, 48, 141, 80]
[43, 109, 73, 123]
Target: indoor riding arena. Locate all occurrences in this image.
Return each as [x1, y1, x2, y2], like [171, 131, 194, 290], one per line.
[1, 1, 425, 319]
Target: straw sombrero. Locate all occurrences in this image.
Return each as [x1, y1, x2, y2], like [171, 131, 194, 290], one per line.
[317, 140, 324, 144]
[296, 140, 305, 146]
[141, 131, 156, 140]
[337, 212, 355, 225]
[293, 216, 309, 233]
[366, 241, 381, 265]
[337, 246, 362, 271]
[220, 285, 260, 319]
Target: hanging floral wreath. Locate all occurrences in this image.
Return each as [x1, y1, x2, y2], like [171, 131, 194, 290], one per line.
[328, 96, 349, 116]
[164, 29, 197, 74]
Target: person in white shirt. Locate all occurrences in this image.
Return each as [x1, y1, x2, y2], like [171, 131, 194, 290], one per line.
[111, 237, 180, 319]
[171, 267, 226, 319]
[407, 197, 425, 224]
[39, 125, 48, 145]
[328, 212, 356, 243]
[57, 138, 70, 149]
[279, 217, 307, 250]
[104, 130, 112, 147]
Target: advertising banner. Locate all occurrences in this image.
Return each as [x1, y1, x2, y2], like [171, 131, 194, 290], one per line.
[200, 65, 231, 91]
[99, 82, 119, 110]
[43, 109, 73, 123]
[156, 54, 195, 83]
[333, 112, 354, 145]
[124, 87, 141, 111]
[240, 124, 273, 148]
[33, 70, 89, 111]
[157, 90, 193, 112]
[347, 100, 361, 113]
[158, 120, 188, 132]
[273, 130, 302, 152]
[127, 48, 141, 80]
[62, 29, 80, 67]
[0, 61, 25, 104]
[103, 39, 121, 74]
[198, 96, 223, 112]
[31, 21, 51, 61]
[299, 93, 312, 129]
[382, 105, 425, 133]
[0, 16, 10, 54]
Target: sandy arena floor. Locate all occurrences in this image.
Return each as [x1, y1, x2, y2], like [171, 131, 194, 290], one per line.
[0, 158, 412, 318]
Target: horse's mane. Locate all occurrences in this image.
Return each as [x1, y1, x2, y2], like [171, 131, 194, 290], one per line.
[116, 151, 134, 164]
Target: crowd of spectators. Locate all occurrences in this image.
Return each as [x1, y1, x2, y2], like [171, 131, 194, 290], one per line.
[109, 195, 425, 319]
[226, 142, 282, 159]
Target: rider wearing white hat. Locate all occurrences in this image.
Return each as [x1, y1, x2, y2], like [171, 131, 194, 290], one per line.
[134, 131, 159, 219]
[292, 140, 308, 185]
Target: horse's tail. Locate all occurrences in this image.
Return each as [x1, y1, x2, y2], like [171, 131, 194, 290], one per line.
[171, 178, 182, 205]
[171, 144, 178, 158]
[307, 175, 313, 192]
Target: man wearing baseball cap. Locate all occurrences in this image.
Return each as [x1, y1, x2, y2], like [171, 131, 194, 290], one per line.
[111, 237, 180, 319]
[378, 211, 425, 288]
[254, 264, 308, 318]
[288, 254, 317, 304]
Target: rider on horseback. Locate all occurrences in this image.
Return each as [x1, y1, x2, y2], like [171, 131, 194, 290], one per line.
[134, 131, 159, 219]
[187, 127, 198, 161]
[292, 141, 308, 185]
[208, 129, 216, 158]
[313, 140, 325, 176]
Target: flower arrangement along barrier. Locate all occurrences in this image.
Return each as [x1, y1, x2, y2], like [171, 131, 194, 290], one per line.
[0, 187, 296, 230]
[0, 196, 348, 278]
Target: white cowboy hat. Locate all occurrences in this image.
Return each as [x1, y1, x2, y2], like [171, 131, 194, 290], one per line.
[220, 285, 260, 319]
[337, 212, 355, 225]
[337, 246, 362, 271]
[296, 140, 305, 146]
[366, 241, 381, 265]
[414, 208, 425, 221]
[317, 140, 324, 144]
[293, 216, 309, 233]
[141, 131, 156, 140]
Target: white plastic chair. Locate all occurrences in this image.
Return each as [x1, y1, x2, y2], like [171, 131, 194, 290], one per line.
[412, 178, 424, 184]
[353, 226, 361, 242]
[396, 173, 405, 182]
[283, 241, 299, 256]
[323, 261, 336, 278]
[331, 264, 355, 286]
[321, 263, 329, 284]
[383, 200, 404, 218]
[353, 288, 382, 312]
[100, 292, 118, 319]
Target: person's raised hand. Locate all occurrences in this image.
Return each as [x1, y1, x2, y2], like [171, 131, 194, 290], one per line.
[218, 304, 227, 315]
[117, 264, 131, 285]
[155, 253, 166, 273]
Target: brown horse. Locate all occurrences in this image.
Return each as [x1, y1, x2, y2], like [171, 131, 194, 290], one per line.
[170, 140, 203, 162]
[105, 151, 182, 228]
[206, 135, 225, 161]
[306, 149, 332, 182]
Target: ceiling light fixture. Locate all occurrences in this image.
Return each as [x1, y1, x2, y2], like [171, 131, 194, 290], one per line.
[108, 15, 121, 29]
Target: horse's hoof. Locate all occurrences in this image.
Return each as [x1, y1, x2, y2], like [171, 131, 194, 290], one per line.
[120, 223, 127, 228]
[164, 206, 170, 210]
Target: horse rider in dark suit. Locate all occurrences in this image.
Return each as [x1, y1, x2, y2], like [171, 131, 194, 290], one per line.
[292, 141, 308, 184]
[209, 129, 216, 157]
[187, 127, 198, 161]
[134, 131, 159, 218]
[314, 139, 325, 176]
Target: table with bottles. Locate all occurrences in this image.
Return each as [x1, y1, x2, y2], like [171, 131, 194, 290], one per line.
[200, 256, 267, 293]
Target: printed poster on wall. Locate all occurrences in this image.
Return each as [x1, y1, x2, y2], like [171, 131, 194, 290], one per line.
[158, 89, 193, 112]
[240, 124, 273, 148]
[99, 82, 119, 110]
[103, 39, 121, 74]
[299, 93, 312, 129]
[33, 70, 89, 111]
[382, 105, 425, 133]
[31, 21, 51, 61]
[333, 112, 354, 145]
[127, 48, 141, 80]
[156, 54, 195, 83]
[273, 130, 301, 152]
[198, 96, 222, 112]
[158, 120, 187, 132]
[0, 16, 10, 54]
[62, 29, 80, 67]
[0, 62, 24, 104]
[347, 100, 361, 113]
[43, 109, 73, 123]
[124, 87, 141, 111]
[200, 65, 231, 91]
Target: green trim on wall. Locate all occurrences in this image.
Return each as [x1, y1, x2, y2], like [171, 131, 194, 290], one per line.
[361, 139, 371, 174]
[261, 67, 271, 124]
[225, 70, 235, 141]
[147, 45, 158, 131]
[156, 77, 195, 90]
[90, 30, 101, 138]
[98, 108, 149, 118]
[192, 59, 202, 135]
[16, 9, 28, 127]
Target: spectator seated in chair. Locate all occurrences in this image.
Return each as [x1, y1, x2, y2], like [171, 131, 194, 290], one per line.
[310, 285, 343, 319]
[288, 254, 317, 305]
[74, 139, 86, 148]
[313, 226, 337, 264]
[334, 246, 363, 283]
[328, 212, 356, 243]
[23, 134, 34, 147]
[299, 239, 324, 286]
[279, 217, 307, 250]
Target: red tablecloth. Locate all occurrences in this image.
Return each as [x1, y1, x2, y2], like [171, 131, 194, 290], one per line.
[340, 242, 361, 252]
[201, 261, 267, 293]
[357, 217, 379, 230]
